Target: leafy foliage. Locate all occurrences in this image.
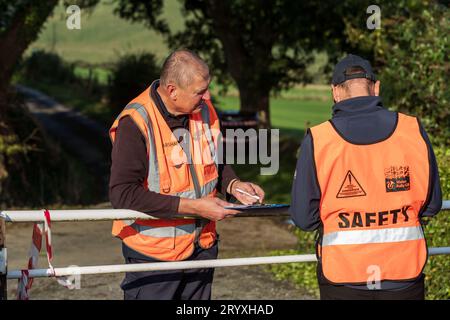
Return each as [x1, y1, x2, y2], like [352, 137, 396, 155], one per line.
[345, 0, 449, 145]
[113, 0, 375, 126]
[113, 0, 168, 34]
[0, 1, 56, 39]
[380, 4, 449, 146]
[269, 230, 320, 298]
[21, 50, 77, 84]
[422, 147, 450, 299]
[0, 98, 97, 207]
[0, 0, 58, 93]
[107, 52, 160, 114]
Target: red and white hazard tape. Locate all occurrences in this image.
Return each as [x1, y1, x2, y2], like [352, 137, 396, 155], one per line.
[17, 209, 55, 300]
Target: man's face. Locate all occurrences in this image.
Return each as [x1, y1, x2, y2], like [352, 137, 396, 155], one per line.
[172, 75, 210, 115]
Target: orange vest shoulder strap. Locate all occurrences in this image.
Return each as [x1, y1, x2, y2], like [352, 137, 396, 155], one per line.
[396, 112, 419, 132]
[138, 92, 173, 193]
[110, 103, 151, 154]
[110, 87, 152, 144]
[309, 120, 336, 145]
[204, 99, 220, 130]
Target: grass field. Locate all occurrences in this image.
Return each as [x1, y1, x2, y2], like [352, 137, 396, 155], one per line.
[28, 0, 183, 63]
[215, 90, 332, 138]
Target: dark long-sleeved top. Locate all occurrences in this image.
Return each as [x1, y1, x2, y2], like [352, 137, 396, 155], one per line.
[109, 81, 238, 216]
[109, 80, 238, 260]
[289, 95, 442, 290]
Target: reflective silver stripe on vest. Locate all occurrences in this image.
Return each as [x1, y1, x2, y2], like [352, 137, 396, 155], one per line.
[174, 178, 218, 199]
[132, 223, 195, 238]
[200, 104, 218, 167]
[124, 103, 160, 193]
[120, 102, 218, 240]
[121, 219, 196, 238]
[123, 220, 195, 238]
[322, 226, 425, 247]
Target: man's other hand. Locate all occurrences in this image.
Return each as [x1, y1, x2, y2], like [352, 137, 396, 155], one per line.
[178, 197, 240, 221]
[230, 181, 265, 205]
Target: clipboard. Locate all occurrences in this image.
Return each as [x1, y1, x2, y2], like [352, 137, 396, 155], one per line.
[224, 204, 290, 216]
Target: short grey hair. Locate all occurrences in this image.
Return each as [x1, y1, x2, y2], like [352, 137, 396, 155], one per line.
[160, 49, 210, 88]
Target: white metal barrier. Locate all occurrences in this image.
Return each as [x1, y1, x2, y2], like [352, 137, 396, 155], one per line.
[4, 248, 450, 280]
[2, 200, 449, 222]
[1, 200, 449, 299]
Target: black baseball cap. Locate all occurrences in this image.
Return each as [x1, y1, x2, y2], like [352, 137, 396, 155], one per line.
[332, 54, 376, 85]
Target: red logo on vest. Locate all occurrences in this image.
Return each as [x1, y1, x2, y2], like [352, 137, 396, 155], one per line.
[385, 165, 410, 192]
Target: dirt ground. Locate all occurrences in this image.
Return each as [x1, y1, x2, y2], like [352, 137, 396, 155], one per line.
[5, 206, 313, 300]
[4, 88, 314, 300]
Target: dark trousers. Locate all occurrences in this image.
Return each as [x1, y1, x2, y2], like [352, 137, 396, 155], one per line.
[121, 242, 218, 300]
[319, 276, 425, 300]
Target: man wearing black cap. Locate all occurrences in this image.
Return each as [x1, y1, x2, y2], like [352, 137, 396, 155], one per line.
[289, 54, 442, 300]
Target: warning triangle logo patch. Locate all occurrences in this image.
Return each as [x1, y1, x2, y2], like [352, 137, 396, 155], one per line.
[336, 170, 367, 198]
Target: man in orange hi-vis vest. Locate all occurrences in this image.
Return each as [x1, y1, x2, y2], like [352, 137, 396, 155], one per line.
[109, 50, 265, 300]
[290, 54, 442, 300]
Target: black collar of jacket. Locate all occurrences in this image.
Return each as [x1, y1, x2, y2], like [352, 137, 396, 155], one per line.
[150, 80, 189, 130]
[332, 96, 384, 118]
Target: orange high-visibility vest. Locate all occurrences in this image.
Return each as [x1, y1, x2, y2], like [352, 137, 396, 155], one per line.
[310, 112, 429, 284]
[109, 83, 221, 261]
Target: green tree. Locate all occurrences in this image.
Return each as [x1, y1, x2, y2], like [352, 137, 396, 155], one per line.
[0, 0, 59, 114]
[0, 0, 100, 205]
[114, 0, 377, 128]
[0, 0, 58, 192]
[0, 0, 100, 111]
[108, 52, 160, 114]
[345, 0, 449, 145]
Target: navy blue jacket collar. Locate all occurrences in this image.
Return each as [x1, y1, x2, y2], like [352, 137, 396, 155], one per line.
[332, 96, 383, 118]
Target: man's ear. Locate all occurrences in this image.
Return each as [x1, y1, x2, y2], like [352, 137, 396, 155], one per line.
[331, 84, 340, 103]
[167, 83, 177, 100]
[373, 80, 380, 96]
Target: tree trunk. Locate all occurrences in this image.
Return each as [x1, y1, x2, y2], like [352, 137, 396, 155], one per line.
[237, 83, 271, 129]
[206, 1, 272, 128]
[0, 1, 58, 117]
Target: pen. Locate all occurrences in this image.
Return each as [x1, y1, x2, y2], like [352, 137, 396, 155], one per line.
[235, 188, 261, 201]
